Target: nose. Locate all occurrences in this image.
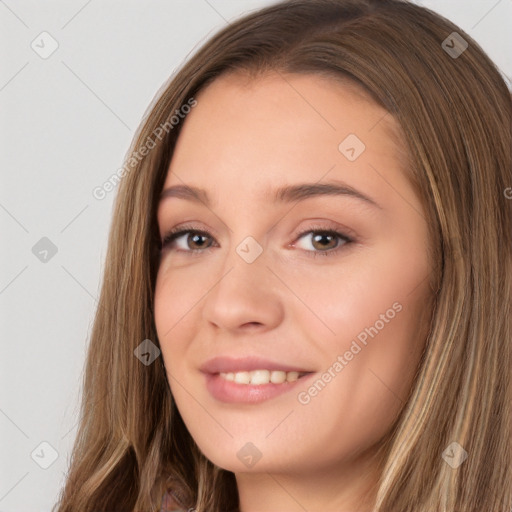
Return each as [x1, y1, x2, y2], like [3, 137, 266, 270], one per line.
[201, 241, 285, 333]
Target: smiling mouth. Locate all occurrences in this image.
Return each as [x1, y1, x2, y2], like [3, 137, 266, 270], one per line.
[204, 370, 315, 404]
[200, 356, 315, 402]
[218, 369, 310, 385]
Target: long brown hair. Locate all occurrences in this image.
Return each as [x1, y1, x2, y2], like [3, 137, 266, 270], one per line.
[53, 1, 512, 510]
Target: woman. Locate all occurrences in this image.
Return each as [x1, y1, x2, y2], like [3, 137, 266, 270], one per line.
[54, 0, 512, 511]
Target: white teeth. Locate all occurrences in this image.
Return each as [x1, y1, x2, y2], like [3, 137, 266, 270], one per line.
[286, 371, 299, 382]
[270, 370, 286, 384]
[233, 371, 251, 384]
[219, 369, 305, 385]
[250, 369, 270, 385]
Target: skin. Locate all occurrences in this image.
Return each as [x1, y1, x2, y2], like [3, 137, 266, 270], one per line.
[154, 71, 434, 512]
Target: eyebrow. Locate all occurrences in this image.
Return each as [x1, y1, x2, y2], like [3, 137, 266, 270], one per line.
[159, 181, 382, 209]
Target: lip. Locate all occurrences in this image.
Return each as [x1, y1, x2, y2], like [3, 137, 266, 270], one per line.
[199, 356, 313, 374]
[200, 356, 315, 404]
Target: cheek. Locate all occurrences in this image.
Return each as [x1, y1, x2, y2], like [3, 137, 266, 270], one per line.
[291, 245, 430, 414]
[154, 270, 197, 370]
[288, 242, 430, 348]
[154, 259, 208, 328]
[290, 295, 428, 462]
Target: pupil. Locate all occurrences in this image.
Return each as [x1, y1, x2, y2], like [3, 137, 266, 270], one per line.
[314, 233, 335, 250]
[190, 233, 206, 248]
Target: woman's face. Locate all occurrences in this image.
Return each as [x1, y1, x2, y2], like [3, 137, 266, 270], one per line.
[154, 72, 433, 479]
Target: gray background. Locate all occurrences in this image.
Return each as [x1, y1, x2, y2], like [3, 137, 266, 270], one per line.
[1, 1, 510, 510]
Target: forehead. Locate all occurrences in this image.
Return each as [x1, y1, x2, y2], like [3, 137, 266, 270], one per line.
[189, 69, 404, 148]
[161, 70, 412, 211]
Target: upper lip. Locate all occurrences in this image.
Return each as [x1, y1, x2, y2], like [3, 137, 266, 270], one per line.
[199, 356, 314, 374]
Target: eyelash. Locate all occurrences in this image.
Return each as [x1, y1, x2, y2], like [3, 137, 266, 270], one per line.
[160, 223, 354, 259]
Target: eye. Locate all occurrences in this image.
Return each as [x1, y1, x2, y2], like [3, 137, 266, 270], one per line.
[293, 226, 353, 258]
[160, 225, 215, 254]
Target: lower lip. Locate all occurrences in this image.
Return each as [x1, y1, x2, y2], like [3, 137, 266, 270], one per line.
[204, 373, 315, 404]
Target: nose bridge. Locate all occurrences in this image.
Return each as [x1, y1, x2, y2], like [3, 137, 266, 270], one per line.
[217, 210, 269, 276]
[216, 232, 269, 297]
[201, 232, 284, 330]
